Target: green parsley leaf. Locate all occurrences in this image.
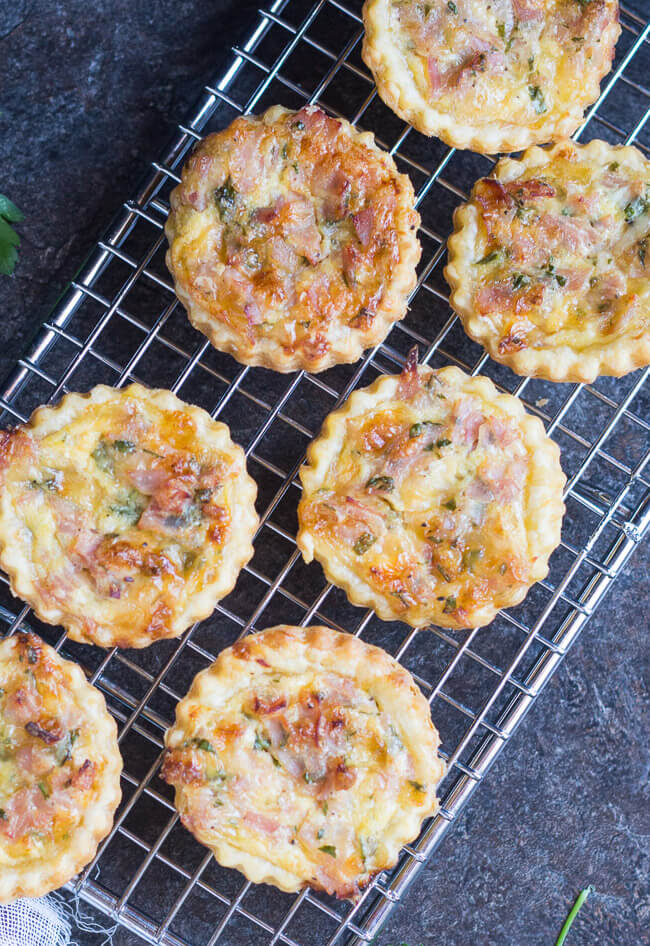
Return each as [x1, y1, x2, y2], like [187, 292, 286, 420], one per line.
[365, 475, 394, 492]
[624, 195, 648, 223]
[353, 532, 376, 555]
[192, 738, 215, 753]
[528, 85, 547, 114]
[476, 248, 505, 265]
[254, 732, 270, 751]
[319, 844, 337, 857]
[408, 780, 426, 793]
[0, 195, 24, 276]
[447, 0, 457, 11]
[214, 178, 237, 220]
[443, 595, 457, 613]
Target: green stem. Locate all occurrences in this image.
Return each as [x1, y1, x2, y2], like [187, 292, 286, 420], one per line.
[554, 886, 595, 946]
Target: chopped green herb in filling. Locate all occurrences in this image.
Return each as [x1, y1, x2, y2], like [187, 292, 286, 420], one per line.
[353, 532, 376, 555]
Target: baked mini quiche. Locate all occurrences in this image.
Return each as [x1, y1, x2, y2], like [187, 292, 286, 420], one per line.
[165, 105, 421, 373]
[0, 385, 258, 648]
[297, 355, 565, 629]
[362, 0, 620, 153]
[161, 625, 445, 898]
[446, 139, 650, 382]
[0, 632, 121, 902]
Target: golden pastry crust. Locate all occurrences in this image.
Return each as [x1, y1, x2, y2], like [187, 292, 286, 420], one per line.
[297, 358, 565, 629]
[362, 0, 620, 153]
[161, 625, 445, 899]
[0, 385, 258, 648]
[165, 105, 421, 373]
[446, 139, 650, 382]
[0, 632, 121, 902]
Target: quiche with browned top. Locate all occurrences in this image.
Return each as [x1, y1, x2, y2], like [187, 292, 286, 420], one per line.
[362, 0, 620, 153]
[446, 140, 650, 382]
[165, 105, 421, 373]
[297, 356, 565, 629]
[0, 632, 121, 902]
[0, 385, 257, 648]
[162, 625, 445, 898]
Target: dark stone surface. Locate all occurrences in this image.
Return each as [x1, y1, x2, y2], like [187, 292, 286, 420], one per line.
[0, 2, 648, 945]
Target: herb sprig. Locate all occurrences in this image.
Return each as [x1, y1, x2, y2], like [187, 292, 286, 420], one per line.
[0, 195, 24, 276]
[554, 885, 594, 946]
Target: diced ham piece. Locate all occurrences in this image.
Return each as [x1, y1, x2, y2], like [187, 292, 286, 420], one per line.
[477, 417, 517, 449]
[283, 199, 322, 264]
[311, 160, 351, 222]
[293, 106, 341, 143]
[454, 400, 485, 448]
[228, 122, 267, 193]
[481, 458, 528, 503]
[466, 478, 495, 503]
[4, 686, 43, 725]
[243, 811, 283, 835]
[398, 347, 421, 399]
[352, 208, 374, 247]
[536, 213, 599, 255]
[428, 56, 442, 92]
[0, 785, 51, 841]
[244, 301, 263, 341]
[69, 759, 96, 790]
[15, 743, 52, 777]
[512, 0, 545, 23]
[268, 236, 297, 271]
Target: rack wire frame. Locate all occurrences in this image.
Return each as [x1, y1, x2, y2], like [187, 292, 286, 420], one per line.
[1, 1, 649, 943]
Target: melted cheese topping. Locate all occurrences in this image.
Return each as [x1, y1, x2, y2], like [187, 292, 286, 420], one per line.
[0, 632, 120, 897]
[0, 385, 257, 648]
[447, 140, 650, 381]
[162, 626, 444, 899]
[362, 0, 620, 149]
[298, 362, 565, 629]
[165, 105, 420, 372]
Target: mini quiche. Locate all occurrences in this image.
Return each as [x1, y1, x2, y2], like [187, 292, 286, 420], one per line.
[0, 385, 258, 648]
[446, 139, 650, 382]
[165, 105, 421, 373]
[161, 624, 445, 899]
[0, 631, 121, 902]
[297, 356, 565, 629]
[362, 0, 620, 153]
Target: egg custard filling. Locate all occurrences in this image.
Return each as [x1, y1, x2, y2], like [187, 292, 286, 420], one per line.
[0, 385, 257, 648]
[446, 140, 650, 382]
[362, 0, 620, 152]
[165, 105, 420, 373]
[0, 632, 121, 902]
[162, 625, 445, 899]
[297, 357, 565, 629]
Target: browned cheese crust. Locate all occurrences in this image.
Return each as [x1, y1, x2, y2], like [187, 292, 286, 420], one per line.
[165, 105, 421, 372]
[446, 140, 650, 382]
[0, 632, 121, 901]
[362, 0, 620, 152]
[162, 625, 445, 898]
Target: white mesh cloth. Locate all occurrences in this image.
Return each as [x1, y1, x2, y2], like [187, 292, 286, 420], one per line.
[0, 891, 116, 946]
[0, 896, 71, 946]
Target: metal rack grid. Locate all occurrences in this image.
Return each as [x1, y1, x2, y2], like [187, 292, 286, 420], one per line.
[1, 1, 649, 943]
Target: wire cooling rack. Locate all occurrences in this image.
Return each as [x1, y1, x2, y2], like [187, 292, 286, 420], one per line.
[1, 1, 649, 943]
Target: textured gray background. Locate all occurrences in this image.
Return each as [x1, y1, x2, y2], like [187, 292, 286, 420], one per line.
[1, 1, 649, 944]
